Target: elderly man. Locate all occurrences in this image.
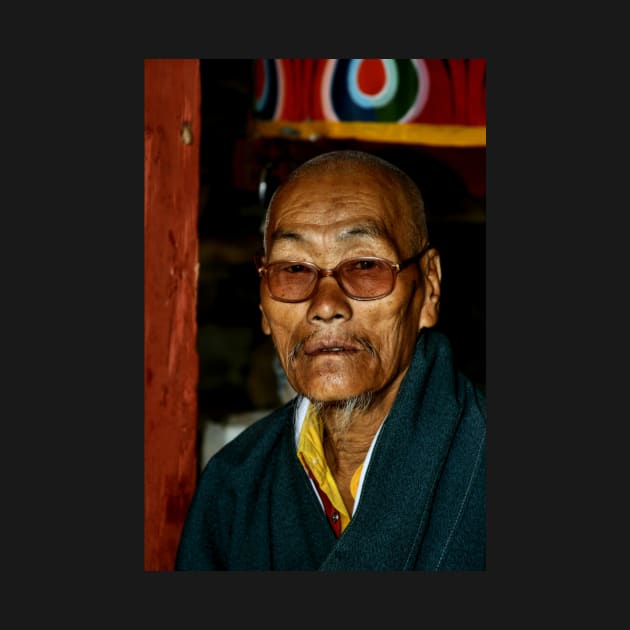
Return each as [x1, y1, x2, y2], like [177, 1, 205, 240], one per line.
[175, 150, 486, 570]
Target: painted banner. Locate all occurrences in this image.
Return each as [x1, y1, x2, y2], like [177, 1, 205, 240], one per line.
[251, 59, 486, 147]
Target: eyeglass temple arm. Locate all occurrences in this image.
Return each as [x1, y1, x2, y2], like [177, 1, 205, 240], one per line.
[396, 242, 432, 270]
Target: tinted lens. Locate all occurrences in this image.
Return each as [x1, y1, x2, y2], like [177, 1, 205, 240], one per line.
[263, 258, 397, 301]
[339, 258, 394, 298]
[267, 262, 318, 301]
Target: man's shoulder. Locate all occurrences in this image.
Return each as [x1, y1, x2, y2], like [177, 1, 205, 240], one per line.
[209, 399, 297, 467]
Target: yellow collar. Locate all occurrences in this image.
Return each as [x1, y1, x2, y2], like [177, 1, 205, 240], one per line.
[297, 403, 363, 531]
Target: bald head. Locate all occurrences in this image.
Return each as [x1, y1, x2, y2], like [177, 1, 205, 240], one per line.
[263, 150, 428, 256]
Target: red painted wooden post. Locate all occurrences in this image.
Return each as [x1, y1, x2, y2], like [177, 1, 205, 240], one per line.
[144, 59, 200, 571]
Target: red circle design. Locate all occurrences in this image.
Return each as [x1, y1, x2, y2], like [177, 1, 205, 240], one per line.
[357, 59, 386, 96]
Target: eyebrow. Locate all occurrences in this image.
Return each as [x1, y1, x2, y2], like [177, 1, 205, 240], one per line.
[270, 221, 387, 246]
[338, 222, 387, 240]
[269, 229, 304, 246]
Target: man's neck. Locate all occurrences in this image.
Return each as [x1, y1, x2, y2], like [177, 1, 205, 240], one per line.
[318, 398, 389, 512]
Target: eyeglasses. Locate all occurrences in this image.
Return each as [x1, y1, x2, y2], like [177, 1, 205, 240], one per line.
[255, 243, 431, 303]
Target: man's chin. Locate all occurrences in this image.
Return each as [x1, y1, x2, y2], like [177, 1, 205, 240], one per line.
[296, 380, 366, 404]
[296, 379, 375, 409]
[291, 359, 373, 396]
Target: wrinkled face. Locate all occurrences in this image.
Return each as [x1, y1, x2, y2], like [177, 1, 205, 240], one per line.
[259, 166, 440, 405]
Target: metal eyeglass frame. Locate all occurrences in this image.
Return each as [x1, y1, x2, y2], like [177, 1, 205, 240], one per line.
[255, 242, 432, 303]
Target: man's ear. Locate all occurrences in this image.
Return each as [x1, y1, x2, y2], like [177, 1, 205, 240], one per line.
[260, 304, 271, 335]
[418, 248, 442, 331]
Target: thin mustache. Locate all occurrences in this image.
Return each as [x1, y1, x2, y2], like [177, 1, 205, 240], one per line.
[288, 333, 376, 365]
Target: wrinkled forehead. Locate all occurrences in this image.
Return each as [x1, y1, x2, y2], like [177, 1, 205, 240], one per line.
[266, 165, 410, 245]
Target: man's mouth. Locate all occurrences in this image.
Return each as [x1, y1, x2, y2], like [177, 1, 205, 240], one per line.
[302, 339, 362, 356]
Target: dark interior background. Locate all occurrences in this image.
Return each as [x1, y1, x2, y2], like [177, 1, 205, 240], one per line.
[197, 59, 486, 426]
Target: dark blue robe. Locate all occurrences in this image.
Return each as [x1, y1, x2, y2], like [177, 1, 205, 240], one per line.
[175, 329, 486, 571]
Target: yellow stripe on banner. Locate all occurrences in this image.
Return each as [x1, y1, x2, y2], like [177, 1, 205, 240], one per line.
[250, 120, 486, 148]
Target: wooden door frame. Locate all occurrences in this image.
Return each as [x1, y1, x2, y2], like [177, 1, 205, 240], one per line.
[144, 58, 200, 571]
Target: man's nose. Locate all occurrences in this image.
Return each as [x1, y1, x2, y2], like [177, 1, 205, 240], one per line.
[306, 275, 352, 322]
